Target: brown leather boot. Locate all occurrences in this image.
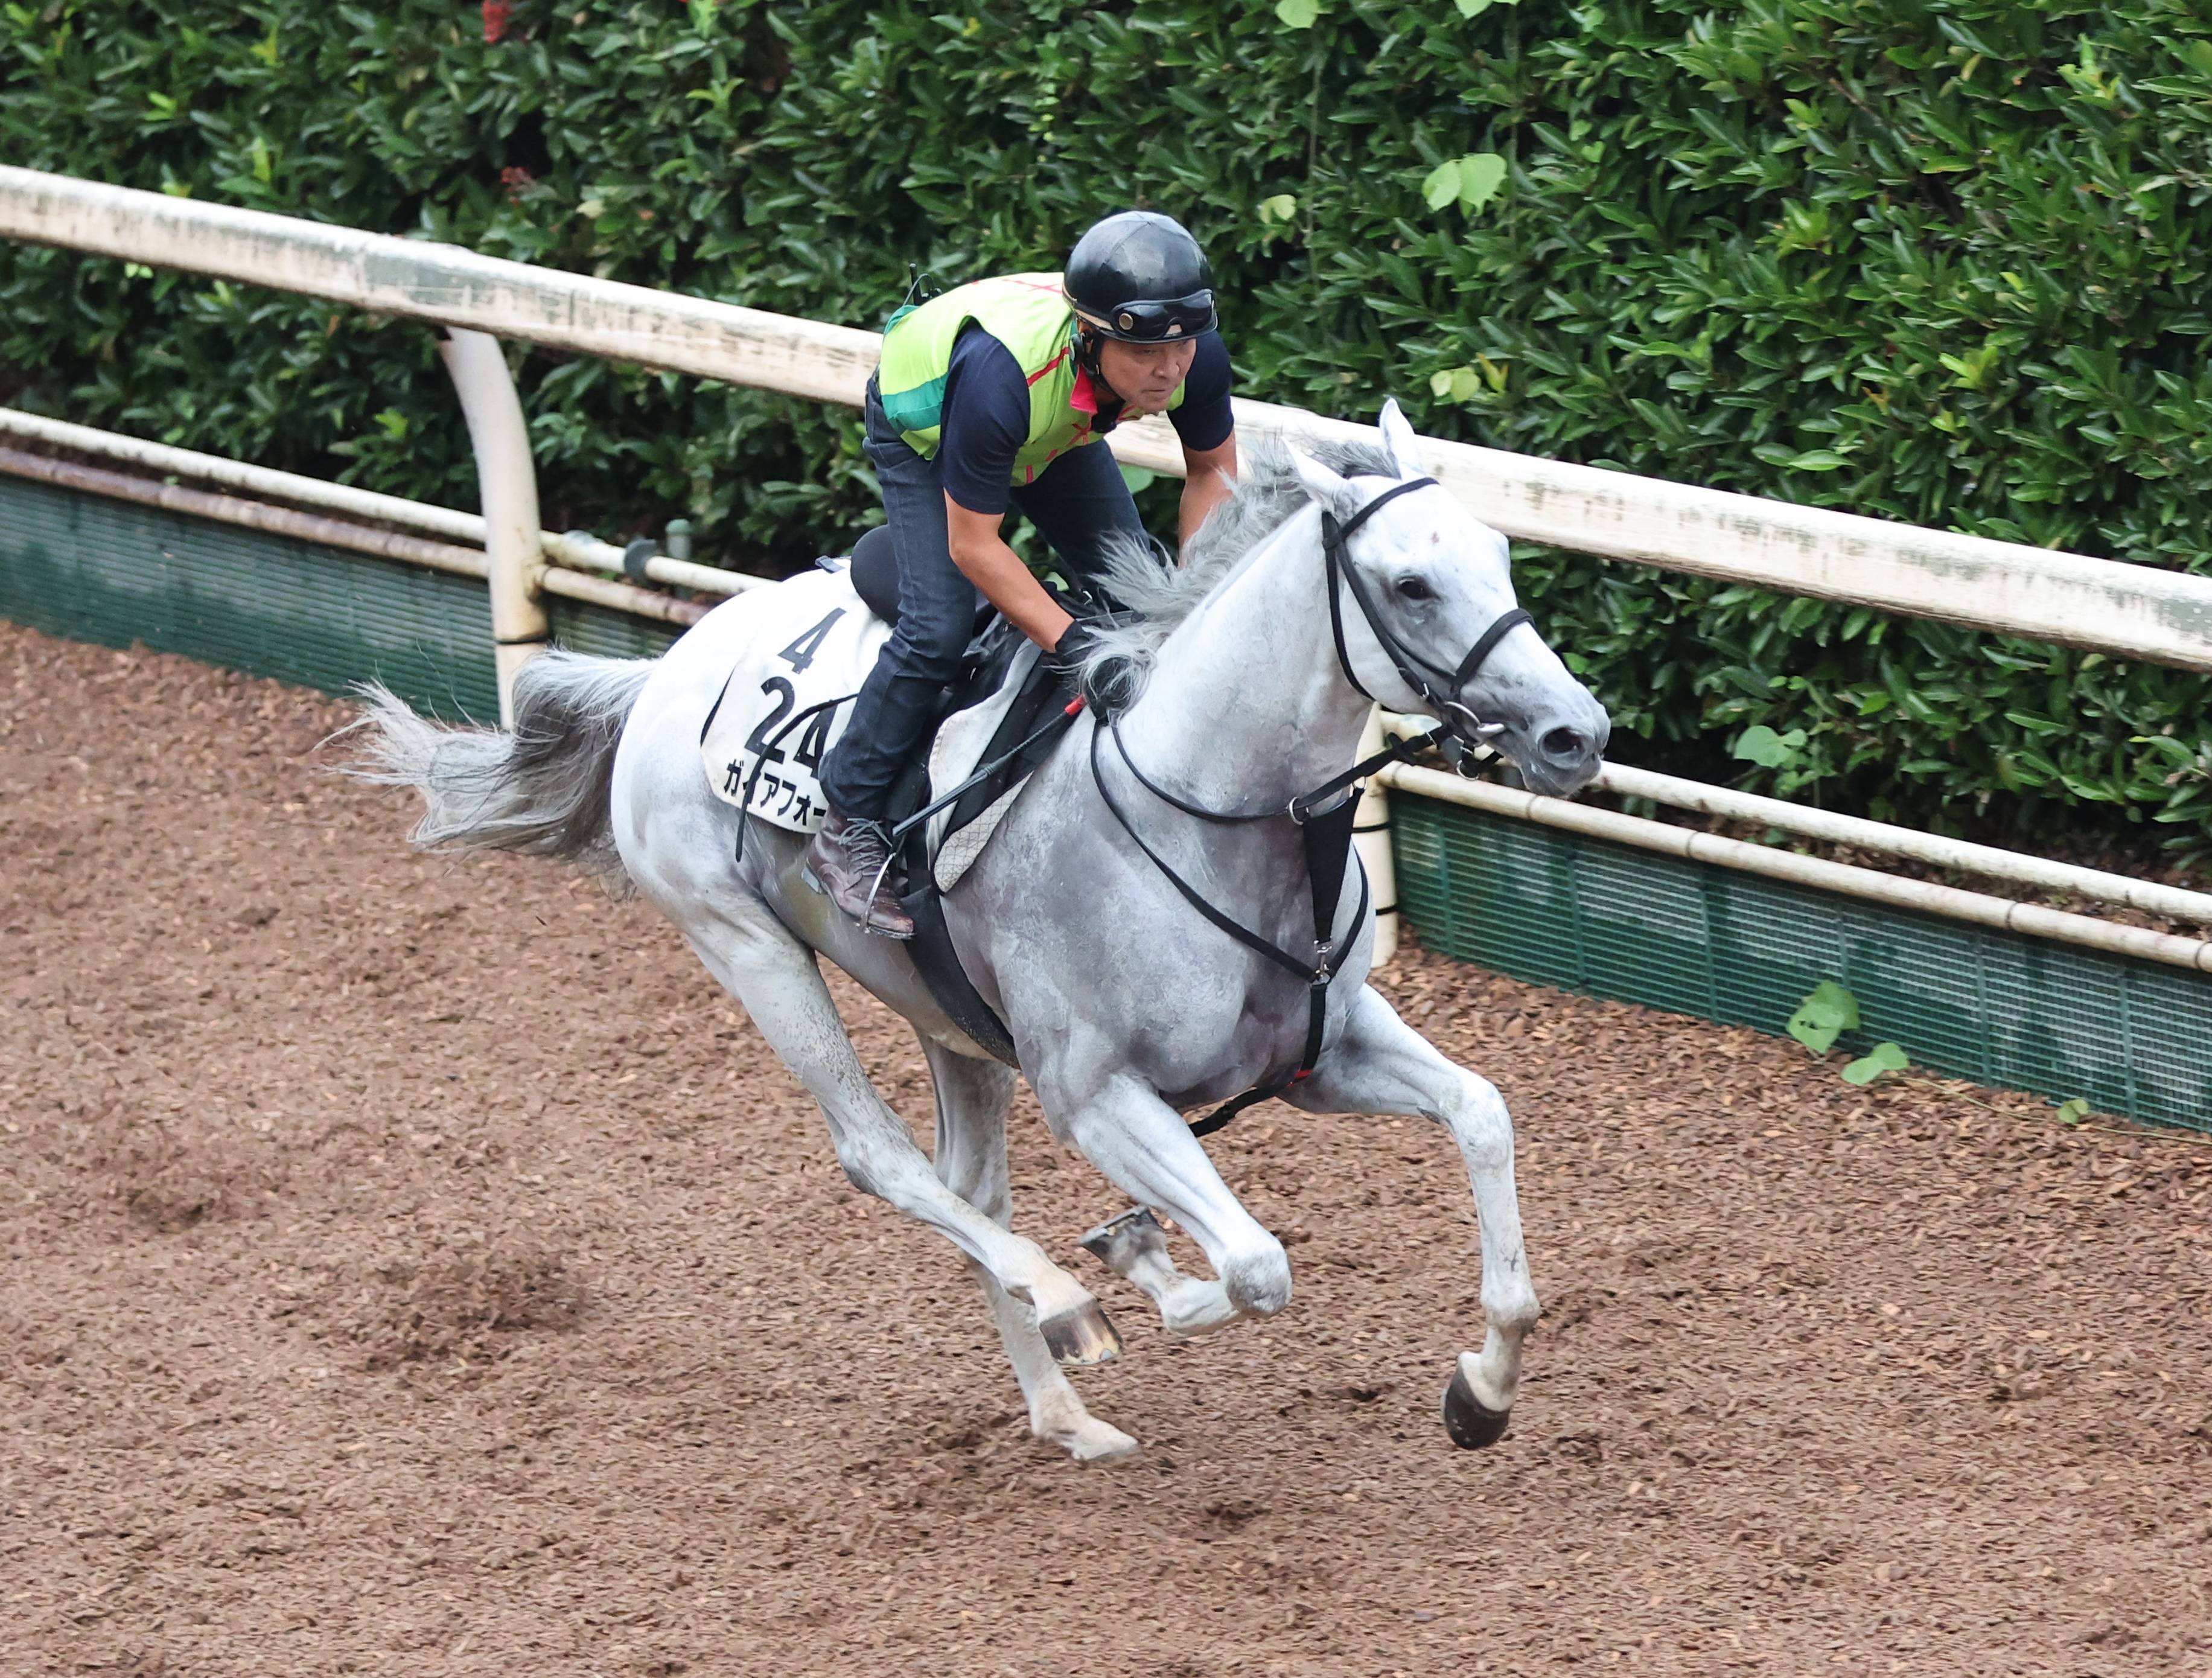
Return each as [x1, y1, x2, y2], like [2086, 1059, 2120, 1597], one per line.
[803, 808, 914, 939]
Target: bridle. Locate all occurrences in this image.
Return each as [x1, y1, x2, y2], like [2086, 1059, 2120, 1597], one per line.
[1091, 473, 1539, 1135]
[1321, 475, 1532, 758]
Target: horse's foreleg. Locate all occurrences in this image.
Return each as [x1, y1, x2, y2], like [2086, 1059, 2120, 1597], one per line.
[921, 1041, 1136, 1463]
[1076, 1207, 1241, 1338]
[683, 896, 1120, 1365]
[1047, 1073, 1289, 1334]
[1286, 984, 1538, 1450]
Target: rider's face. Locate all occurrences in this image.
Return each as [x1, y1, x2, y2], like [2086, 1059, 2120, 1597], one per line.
[1095, 336, 1198, 415]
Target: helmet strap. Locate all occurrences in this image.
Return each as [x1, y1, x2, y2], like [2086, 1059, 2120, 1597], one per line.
[1074, 324, 1127, 425]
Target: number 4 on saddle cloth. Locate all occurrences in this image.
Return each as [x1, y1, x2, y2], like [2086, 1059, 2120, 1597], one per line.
[698, 530, 1079, 1062]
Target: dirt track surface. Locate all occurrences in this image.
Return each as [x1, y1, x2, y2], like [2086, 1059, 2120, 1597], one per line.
[4, 619, 2211, 1678]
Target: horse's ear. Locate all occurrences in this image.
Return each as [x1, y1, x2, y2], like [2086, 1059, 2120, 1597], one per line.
[1377, 398, 1423, 480]
[1288, 446, 1363, 520]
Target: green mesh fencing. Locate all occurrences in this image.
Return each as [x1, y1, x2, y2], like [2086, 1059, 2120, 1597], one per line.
[0, 472, 676, 718]
[1392, 793, 2212, 1134]
[547, 595, 684, 662]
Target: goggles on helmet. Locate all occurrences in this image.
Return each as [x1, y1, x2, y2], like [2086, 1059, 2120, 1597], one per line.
[1069, 289, 1218, 343]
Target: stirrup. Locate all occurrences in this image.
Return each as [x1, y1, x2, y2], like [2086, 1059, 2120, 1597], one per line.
[860, 847, 911, 940]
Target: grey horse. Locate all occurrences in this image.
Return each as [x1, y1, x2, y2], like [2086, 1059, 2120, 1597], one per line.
[356, 400, 1609, 1461]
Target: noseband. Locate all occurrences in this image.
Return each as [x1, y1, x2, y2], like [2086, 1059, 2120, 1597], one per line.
[1089, 473, 1542, 1137]
[1322, 476, 1532, 751]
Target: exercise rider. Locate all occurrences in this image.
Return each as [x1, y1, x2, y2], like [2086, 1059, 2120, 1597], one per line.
[808, 209, 1240, 937]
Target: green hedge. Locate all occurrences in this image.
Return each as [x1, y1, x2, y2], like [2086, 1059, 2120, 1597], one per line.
[2, 1, 2209, 862]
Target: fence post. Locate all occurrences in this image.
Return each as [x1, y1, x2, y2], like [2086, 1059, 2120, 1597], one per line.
[437, 328, 545, 724]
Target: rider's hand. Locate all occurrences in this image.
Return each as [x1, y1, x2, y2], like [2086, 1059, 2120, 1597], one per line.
[1050, 620, 1145, 719]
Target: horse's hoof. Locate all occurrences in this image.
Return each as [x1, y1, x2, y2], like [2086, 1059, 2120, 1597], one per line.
[1442, 1361, 1511, 1449]
[1079, 1206, 1165, 1271]
[1039, 1299, 1124, 1368]
[1056, 1418, 1141, 1463]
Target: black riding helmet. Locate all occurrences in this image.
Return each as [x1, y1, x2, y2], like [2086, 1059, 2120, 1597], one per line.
[1063, 211, 1217, 343]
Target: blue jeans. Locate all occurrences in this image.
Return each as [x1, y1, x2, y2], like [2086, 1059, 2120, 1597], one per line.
[817, 384, 1149, 820]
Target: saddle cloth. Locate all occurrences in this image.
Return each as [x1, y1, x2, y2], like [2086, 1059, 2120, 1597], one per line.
[698, 563, 1044, 890]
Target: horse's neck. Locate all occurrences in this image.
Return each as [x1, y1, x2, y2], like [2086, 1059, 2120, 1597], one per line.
[1125, 509, 1370, 809]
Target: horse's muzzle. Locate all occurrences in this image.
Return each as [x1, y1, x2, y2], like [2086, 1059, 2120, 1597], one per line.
[1506, 701, 1610, 797]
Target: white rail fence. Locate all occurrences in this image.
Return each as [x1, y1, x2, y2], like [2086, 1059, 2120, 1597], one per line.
[2, 165, 2207, 975]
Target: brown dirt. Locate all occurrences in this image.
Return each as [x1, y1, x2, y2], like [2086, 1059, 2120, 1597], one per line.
[4, 618, 2210, 1678]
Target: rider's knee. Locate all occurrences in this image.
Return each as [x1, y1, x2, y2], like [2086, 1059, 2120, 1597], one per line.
[891, 607, 979, 675]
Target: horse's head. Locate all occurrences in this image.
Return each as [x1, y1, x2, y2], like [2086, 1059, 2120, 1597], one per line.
[1288, 400, 1610, 798]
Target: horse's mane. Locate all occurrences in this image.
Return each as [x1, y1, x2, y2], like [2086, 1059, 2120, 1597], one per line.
[1073, 432, 1397, 689]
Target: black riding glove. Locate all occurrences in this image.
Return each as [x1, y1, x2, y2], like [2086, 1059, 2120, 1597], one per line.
[1050, 619, 1145, 719]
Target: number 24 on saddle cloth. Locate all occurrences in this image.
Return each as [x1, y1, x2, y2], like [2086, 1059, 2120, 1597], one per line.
[699, 567, 891, 835]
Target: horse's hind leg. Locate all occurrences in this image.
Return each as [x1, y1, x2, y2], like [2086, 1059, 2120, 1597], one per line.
[921, 1040, 1137, 1463]
[1286, 983, 1539, 1450]
[680, 894, 1120, 1365]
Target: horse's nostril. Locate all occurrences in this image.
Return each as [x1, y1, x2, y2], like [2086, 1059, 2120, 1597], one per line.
[1540, 727, 1587, 763]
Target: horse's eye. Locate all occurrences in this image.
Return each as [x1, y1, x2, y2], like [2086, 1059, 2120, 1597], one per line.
[1396, 576, 1435, 602]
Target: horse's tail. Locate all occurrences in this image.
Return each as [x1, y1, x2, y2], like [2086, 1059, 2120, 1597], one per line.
[342, 650, 655, 882]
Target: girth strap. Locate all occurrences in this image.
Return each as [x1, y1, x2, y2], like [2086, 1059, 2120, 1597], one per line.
[1185, 790, 1367, 1137]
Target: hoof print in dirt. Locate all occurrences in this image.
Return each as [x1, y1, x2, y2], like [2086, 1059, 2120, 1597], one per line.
[1442, 1362, 1511, 1450]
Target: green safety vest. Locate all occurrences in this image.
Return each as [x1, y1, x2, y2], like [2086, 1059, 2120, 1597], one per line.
[875, 273, 1187, 485]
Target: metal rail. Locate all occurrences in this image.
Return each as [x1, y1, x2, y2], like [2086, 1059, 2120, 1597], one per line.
[1378, 762, 2212, 975]
[5, 165, 2211, 669]
[0, 444, 707, 627]
[0, 404, 764, 601]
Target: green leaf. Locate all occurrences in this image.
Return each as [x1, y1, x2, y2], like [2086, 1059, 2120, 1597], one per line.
[1785, 450, 1848, 472]
[2054, 1097, 2091, 1125]
[1939, 343, 2003, 392]
[1733, 724, 1806, 768]
[1455, 152, 1507, 211]
[1423, 155, 1506, 214]
[1786, 981, 1860, 1056]
[1430, 365, 1482, 403]
[1455, 0, 1493, 15]
[1259, 193, 1298, 225]
[1117, 464, 1156, 493]
[1841, 1041, 1910, 1085]
[1275, 0, 1319, 27]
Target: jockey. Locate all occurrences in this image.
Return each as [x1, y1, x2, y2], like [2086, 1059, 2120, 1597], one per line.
[809, 209, 1241, 937]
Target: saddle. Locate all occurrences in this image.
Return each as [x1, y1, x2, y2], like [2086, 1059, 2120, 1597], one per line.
[699, 528, 1077, 1062]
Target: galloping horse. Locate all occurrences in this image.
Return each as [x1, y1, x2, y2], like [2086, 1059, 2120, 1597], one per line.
[357, 402, 1609, 1460]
